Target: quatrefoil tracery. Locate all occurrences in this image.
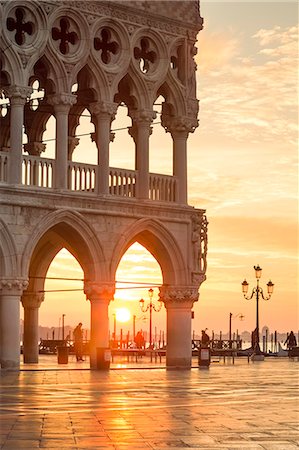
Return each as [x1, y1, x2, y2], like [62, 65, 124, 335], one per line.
[94, 28, 119, 64]
[6, 8, 34, 46]
[134, 38, 157, 74]
[52, 18, 79, 55]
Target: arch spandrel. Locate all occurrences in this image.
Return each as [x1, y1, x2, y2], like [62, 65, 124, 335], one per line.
[0, 219, 19, 278]
[21, 209, 107, 284]
[110, 218, 188, 286]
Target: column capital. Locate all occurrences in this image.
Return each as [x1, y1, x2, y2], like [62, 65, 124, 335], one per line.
[23, 142, 46, 156]
[89, 101, 118, 118]
[0, 278, 29, 296]
[48, 93, 77, 111]
[4, 85, 33, 103]
[130, 109, 156, 125]
[84, 282, 115, 302]
[21, 292, 45, 309]
[159, 285, 199, 308]
[162, 115, 197, 135]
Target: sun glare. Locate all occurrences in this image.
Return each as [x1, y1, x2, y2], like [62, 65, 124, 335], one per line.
[115, 308, 131, 323]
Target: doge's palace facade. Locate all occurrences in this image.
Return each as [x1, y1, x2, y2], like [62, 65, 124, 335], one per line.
[0, 0, 207, 369]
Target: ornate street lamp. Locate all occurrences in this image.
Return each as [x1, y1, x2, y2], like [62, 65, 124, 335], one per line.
[139, 288, 163, 349]
[242, 265, 274, 358]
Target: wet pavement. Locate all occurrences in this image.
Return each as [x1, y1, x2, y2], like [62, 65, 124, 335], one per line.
[0, 356, 298, 449]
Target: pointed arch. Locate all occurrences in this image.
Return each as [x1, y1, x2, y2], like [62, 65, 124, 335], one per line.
[0, 219, 18, 278]
[157, 79, 187, 118]
[110, 218, 187, 285]
[21, 209, 107, 291]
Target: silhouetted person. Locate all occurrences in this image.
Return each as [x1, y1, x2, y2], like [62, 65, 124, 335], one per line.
[201, 329, 210, 347]
[134, 331, 145, 349]
[284, 331, 297, 350]
[73, 322, 84, 361]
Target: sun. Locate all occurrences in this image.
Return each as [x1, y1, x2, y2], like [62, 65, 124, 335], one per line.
[115, 308, 131, 323]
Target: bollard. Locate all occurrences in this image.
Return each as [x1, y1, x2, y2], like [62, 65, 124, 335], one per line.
[96, 348, 111, 370]
[57, 346, 69, 364]
[198, 346, 211, 368]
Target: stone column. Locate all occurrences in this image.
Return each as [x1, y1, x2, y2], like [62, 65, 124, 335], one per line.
[159, 285, 199, 369]
[21, 292, 44, 363]
[48, 94, 76, 190]
[90, 101, 117, 195]
[130, 110, 156, 200]
[162, 116, 197, 204]
[0, 279, 28, 369]
[4, 86, 32, 185]
[84, 282, 115, 369]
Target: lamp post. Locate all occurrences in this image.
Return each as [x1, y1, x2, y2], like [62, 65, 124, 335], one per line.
[112, 313, 116, 347]
[242, 265, 274, 358]
[62, 314, 65, 342]
[139, 288, 163, 349]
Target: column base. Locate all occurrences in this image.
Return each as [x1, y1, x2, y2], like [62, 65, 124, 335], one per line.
[166, 356, 192, 369]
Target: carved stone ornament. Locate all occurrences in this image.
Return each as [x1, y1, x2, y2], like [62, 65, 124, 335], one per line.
[23, 142, 46, 156]
[0, 279, 29, 295]
[159, 285, 199, 306]
[89, 101, 118, 117]
[130, 109, 156, 124]
[191, 272, 206, 287]
[162, 115, 198, 135]
[47, 93, 77, 107]
[191, 213, 208, 274]
[4, 85, 33, 101]
[84, 281, 115, 302]
[21, 292, 45, 308]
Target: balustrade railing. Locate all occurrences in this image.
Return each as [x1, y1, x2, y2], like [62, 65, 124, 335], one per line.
[0, 151, 9, 183]
[22, 155, 54, 188]
[68, 161, 96, 192]
[109, 168, 136, 197]
[149, 173, 177, 202]
[2, 155, 179, 204]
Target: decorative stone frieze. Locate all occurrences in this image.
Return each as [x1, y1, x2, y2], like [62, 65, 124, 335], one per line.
[159, 285, 199, 307]
[0, 279, 29, 296]
[84, 281, 115, 302]
[21, 292, 45, 309]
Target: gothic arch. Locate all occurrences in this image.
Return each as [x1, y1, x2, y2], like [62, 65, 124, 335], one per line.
[110, 218, 188, 286]
[0, 219, 18, 278]
[21, 210, 107, 289]
[157, 79, 186, 118]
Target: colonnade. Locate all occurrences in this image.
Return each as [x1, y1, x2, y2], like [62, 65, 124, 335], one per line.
[0, 277, 199, 370]
[3, 86, 190, 204]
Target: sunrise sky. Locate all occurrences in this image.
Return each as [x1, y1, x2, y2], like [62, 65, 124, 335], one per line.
[33, 1, 298, 338]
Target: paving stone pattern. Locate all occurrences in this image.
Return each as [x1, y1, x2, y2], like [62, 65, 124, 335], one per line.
[0, 357, 298, 449]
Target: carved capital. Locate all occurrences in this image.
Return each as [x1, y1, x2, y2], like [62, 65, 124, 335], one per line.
[130, 109, 156, 125]
[24, 142, 46, 156]
[84, 282, 115, 302]
[159, 285, 199, 307]
[89, 101, 118, 118]
[4, 85, 33, 102]
[48, 93, 77, 111]
[162, 115, 198, 135]
[0, 279, 29, 296]
[21, 292, 45, 309]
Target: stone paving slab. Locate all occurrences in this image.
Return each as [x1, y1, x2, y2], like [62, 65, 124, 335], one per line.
[0, 357, 298, 449]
